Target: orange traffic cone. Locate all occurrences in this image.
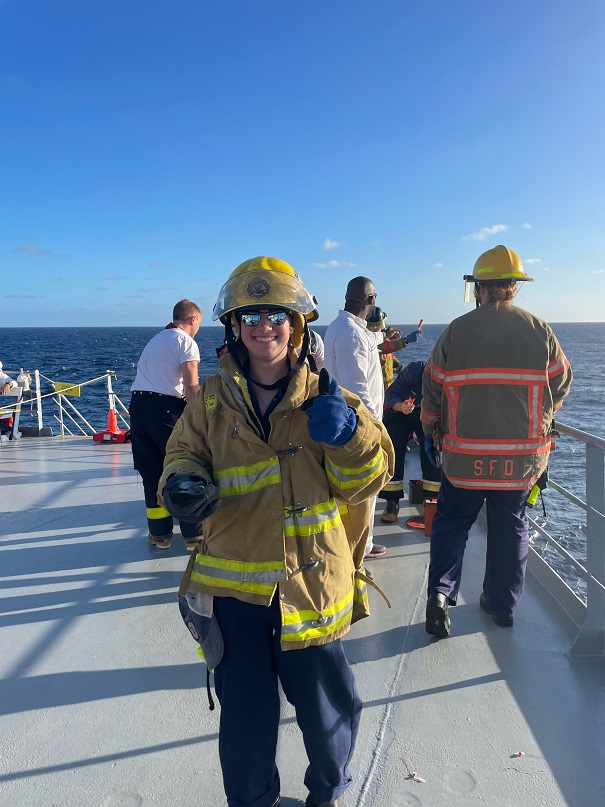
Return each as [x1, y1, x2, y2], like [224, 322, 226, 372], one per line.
[93, 407, 129, 443]
[106, 408, 118, 433]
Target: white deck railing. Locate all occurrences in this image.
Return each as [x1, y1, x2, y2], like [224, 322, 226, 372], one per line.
[528, 421, 605, 657]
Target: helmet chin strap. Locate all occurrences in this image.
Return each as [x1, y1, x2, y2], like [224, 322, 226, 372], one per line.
[222, 321, 310, 390]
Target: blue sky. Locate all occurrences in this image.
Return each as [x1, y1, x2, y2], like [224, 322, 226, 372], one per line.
[2, 0, 604, 327]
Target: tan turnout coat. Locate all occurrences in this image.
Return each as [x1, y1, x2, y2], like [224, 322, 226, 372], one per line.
[159, 350, 394, 650]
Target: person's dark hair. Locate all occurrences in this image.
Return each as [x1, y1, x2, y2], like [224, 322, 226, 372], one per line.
[480, 280, 517, 305]
[173, 299, 201, 322]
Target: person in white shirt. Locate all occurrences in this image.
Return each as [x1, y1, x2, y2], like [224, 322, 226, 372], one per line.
[130, 299, 202, 550]
[0, 360, 17, 396]
[324, 277, 388, 559]
[0, 360, 18, 439]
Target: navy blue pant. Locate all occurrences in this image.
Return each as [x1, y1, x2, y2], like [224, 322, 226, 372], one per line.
[212, 596, 362, 807]
[428, 474, 530, 617]
[379, 408, 441, 501]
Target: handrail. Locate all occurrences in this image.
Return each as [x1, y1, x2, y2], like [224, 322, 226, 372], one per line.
[4, 370, 131, 438]
[528, 420, 605, 657]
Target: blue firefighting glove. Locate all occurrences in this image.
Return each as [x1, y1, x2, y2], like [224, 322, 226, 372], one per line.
[406, 328, 423, 343]
[301, 368, 357, 446]
[163, 473, 222, 522]
[424, 435, 440, 468]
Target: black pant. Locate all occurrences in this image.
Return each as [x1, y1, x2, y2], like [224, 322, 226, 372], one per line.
[379, 408, 440, 501]
[129, 392, 201, 539]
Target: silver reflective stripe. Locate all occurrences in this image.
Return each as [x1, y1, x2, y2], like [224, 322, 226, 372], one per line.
[195, 561, 287, 583]
[444, 370, 548, 383]
[284, 500, 341, 535]
[214, 458, 280, 496]
[282, 598, 354, 636]
[325, 450, 383, 485]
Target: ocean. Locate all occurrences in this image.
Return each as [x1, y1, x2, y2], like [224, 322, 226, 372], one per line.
[2, 322, 604, 600]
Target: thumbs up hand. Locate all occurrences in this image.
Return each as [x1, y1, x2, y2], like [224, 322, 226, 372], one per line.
[301, 368, 357, 446]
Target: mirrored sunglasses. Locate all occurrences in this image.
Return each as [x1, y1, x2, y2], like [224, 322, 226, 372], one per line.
[240, 310, 289, 327]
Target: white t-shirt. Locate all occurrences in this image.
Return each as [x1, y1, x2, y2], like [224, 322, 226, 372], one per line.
[131, 327, 200, 398]
[309, 329, 325, 370]
[323, 310, 384, 419]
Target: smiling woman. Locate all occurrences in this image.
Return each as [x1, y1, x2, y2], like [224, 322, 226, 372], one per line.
[238, 308, 293, 388]
[156, 254, 394, 807]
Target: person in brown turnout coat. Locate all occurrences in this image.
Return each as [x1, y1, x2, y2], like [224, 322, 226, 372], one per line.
[158, 256, 393, 807]
[421, 245, 572, 639]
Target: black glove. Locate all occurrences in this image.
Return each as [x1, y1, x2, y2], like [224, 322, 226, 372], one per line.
[163, 473, 221, 522]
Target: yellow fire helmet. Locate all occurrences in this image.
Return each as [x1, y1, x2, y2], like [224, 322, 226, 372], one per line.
[212, 256, 316, 349]
[463, 245, 534, 303]
[466, 245, 534, 283]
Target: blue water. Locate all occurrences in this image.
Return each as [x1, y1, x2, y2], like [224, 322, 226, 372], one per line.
[2, 322, 604, 598]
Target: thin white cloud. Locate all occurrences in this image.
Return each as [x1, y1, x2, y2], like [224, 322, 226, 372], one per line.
[6, 293, 45, 298]
[370, 240, 381, 247]
[312, 260, 356, 269]
[13, 246, 53, 255]
[525, 258, 542, 264]
[323, 239, 344, 250]
[522, 223, 533, 230]
[96, 287, 108, 292]
[462, 224, 509, 241]
[147, 262, 166, 268]
[103, 274, 126, 281]
[434, 262, 444, 269]
[591, 270, 604, 274]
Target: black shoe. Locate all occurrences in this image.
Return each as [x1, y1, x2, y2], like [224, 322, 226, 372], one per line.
[479, 592, 514, 628]
[380, 498, 400, 523]
[425, 592, 450, 638]
[305, 795, 339, 807]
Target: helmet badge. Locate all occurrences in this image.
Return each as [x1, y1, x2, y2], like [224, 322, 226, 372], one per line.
[246, 276, 271, 299]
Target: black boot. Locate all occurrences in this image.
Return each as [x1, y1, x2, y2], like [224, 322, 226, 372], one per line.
[425, 592, 450, 639]
[380, 498, 399, 523]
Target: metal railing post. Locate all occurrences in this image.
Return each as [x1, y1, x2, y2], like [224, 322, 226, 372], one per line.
[35, 369, 43, 431]
[107, 372, 116, 413]
[571, 443, 605, 657]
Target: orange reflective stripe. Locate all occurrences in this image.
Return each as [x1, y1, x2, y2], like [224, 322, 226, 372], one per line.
[548, 354, 570, 378]
[447, 475, 537, 490]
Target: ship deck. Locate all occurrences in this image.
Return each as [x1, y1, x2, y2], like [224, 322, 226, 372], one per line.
[1, 437, 603, 807]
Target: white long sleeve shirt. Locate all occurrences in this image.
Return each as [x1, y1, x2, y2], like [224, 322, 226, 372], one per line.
[323, 310, 384, 419]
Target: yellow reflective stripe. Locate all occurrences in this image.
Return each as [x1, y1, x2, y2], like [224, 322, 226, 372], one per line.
[338, 504, 348, 515]
[423, 480, 441, 492]
[284, 499, 342, 537]
[325, 450, 384, 490]
[190, 555, 286, 595]
[383, 479, 403, 492]
[282, 589, 354, 641]
[164, 458, 202, 474]
[147, 506, 171, 519]
[214, 457, 281, 497]
[353, 575, 368, 603]
[190, 571, 276, 596]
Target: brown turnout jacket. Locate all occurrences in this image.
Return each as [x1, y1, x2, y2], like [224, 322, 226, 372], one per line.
[421, 302, 572, 490]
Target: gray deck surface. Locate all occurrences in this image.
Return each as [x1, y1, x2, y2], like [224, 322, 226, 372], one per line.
[1, 437, 603, 807]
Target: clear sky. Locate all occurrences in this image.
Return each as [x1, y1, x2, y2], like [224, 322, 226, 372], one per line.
[2, 0, 604, 327]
